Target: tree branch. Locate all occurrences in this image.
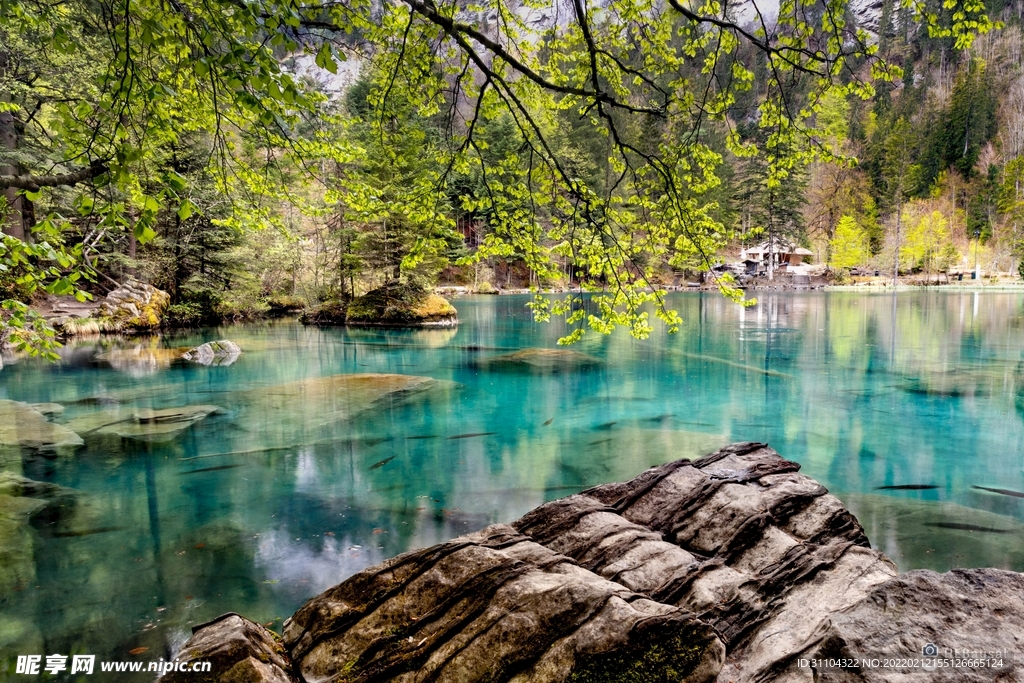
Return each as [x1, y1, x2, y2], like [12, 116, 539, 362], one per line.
[0, 161, 109, 191]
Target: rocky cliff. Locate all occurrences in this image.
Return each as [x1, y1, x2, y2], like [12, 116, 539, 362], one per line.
[160, 443, 1023, 683]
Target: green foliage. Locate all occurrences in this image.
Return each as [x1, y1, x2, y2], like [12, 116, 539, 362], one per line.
[0, 0, 1006, 352]
[830, 216, 870, 269]
[902, 208, 953, 272]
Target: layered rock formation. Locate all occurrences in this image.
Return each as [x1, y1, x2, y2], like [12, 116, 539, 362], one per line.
[162, 443, 1024, 683]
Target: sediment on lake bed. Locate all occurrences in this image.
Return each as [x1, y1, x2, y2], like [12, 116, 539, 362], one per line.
[162, 443, 1024, 683]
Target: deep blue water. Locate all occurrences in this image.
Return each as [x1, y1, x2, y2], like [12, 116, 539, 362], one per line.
[3, 291, 1024, 674]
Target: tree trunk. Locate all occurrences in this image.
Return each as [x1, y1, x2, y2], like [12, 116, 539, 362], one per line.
[0, 50, 28, 240]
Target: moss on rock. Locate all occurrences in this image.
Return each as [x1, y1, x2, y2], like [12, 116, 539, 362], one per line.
[345, 285, 457, 327]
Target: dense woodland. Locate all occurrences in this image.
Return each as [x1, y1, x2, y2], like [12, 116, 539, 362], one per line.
[0, 0, 1014, 352]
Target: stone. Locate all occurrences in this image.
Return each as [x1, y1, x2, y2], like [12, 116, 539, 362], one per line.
[472, 348, 603, 372]
[807, 568, 1024, 682]
[96, 280, 171, 330]
[0, 400, 84, 454]
[65, 404, 223, 443]
[233, 374, 455, 445]
[183, 340, 242, 366]
[0, 473, 77, 595]
[346, 285, 458, 327]
[511, 443, 899, 683]
[159, 613, 300, 683]
[29, 402, 64, 417]
[282, 524, 724, 683]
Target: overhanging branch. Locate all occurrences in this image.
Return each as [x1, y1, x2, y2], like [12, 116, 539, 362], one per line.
[0, 161, 109, 191]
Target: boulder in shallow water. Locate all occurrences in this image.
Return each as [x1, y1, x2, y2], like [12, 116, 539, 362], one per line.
[283, 524, 724, 683]
[183, 340, 242, 366]
[65, 404, 222, 443]
[0, 400, 83, 454]
[159, 613, 299, 683]
[472, 347, 602, 372]
[346, 285, 458, 327]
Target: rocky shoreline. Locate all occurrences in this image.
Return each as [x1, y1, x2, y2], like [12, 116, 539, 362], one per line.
[158, 443, 1024, 683]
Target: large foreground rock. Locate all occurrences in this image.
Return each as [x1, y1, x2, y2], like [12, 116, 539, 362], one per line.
[166, 443, 1024, 683]
[282, 525, 723, 683]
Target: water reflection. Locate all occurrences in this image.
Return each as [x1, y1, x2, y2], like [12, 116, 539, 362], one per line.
[2, 291, 1024, 672]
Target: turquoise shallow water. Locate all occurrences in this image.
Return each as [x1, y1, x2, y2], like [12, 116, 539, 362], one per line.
[3, 290, 1024, 675]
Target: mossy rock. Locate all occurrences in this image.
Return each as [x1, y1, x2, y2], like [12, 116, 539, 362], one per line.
[95, 281, 172, 331]
[345, 286, 457, 327]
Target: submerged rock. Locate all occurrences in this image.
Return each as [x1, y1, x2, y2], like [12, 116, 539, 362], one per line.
[234, 374, 453, 444]
[0, 473, 77, 595]
[0, 400, 84, 454]
[65, 404, 222, 443]
[346, 285, 458, 327]
[161, 614, 300, 683]
[472, 348, 603, 372]
[172, 443, 1024, 683]
[183, 340, 242, 366]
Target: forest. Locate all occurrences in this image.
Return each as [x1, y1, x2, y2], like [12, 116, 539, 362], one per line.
[0, 0, 1014, 353]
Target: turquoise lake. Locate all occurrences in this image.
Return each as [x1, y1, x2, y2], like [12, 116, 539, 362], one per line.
[4, 290, 1024, 674]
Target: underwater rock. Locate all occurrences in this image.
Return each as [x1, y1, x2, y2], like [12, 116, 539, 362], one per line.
[282, 524, 724, 683]
[0, 473, 77, 595]
[346, 285, 458, 327]
[29, 402, 64, 417]
[472, 348, 603, 372]
[65, 404, 222, 443]
[233, 373, 454, 445]
[159, 613, 300, 683]
[0, 399, 84, 453]
[183, 340, 242, 366]
[96, 280, 171, 330]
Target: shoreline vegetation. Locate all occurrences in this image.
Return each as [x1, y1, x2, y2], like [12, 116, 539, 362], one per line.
[17, 275, 1024, 347]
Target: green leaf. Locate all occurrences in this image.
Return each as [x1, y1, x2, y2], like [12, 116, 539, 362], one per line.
[177, 200, 194, 221]
[315, 44, 337, 74]
[25, 189, 42, 202]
